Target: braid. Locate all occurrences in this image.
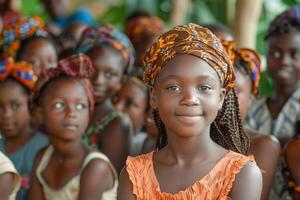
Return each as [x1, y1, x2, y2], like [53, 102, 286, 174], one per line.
[210, 88, 250, 155]
[152, 109, 168, 150]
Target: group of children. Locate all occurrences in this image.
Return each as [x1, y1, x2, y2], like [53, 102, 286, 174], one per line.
[0, 1, 300, 200]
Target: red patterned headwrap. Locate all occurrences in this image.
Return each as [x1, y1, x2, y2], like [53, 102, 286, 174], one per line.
[31, 53, 95, 114]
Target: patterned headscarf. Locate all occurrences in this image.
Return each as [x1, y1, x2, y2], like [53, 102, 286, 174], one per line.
[144, 23, 234, 90]
[266, 5, 300, 39]
[77, 25, 135, 74]
[222, 40, 261, 96]
[31, 53, 95, 114]
[0, 16, 47, 59]
[144, 23, 249, 154]
[0, 58, 37, 89]
[125, 16, 165, 49]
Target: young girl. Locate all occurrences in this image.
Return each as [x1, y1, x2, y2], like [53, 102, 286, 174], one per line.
[0, 16, 58, 78]
[0, 58, 49, 199]
[244, 5, 300, 199]
[113, 76, 149, 155]
[228, 43, 281, 200]
[0, 151, 20, 200]
[118, 23, 262, 199]
[28, 54, 118, 200]
[78, 25, 134, 173]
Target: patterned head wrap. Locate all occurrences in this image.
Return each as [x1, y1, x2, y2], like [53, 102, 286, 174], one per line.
[266, 5, 300, 39]
[31, 53, 95, 114]
[77, 25, 135, 74]
[125, 16, 165, 49]
[0, 58, 37, 89]
[143, 23, 234, 90]
[221, 40, 261, 96]
[0, 16, 47, 59]
[144, 23, 249, 154]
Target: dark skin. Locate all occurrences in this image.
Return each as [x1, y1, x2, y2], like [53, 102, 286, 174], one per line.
[284, 139, 300, 200]
[18, 38, 57, 78]
[87, 46, 133, 174]
[266, 32, 300, 144]
[118, 55, 262, 199]
[114, 79, 148, 134]
[0, 172, 14, 200]
[235, 68, 281, 200]
[0, 79, 35, 155]
[28, 78, 114, 200]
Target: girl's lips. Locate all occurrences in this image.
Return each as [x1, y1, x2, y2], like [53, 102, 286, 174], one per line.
[175, 115, 202, 124]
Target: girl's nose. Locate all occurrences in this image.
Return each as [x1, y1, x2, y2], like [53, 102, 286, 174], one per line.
[180, 88, 200, 106]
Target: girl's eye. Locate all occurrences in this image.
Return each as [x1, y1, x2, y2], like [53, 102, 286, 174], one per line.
[54, 102, 65, 110]
[198, 85, 212, 92]
[11, 102, 20, 110]
[104, 72, 115, 79]
[75, 103, 86, 111]
[270, 50, 281, 59]
[166, 85, 181, 92]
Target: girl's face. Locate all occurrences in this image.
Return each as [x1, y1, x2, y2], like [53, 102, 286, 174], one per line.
[39, 78, 90, 141]
[0, 80, 31, 138]
[234, 69, 252, 120]
[88, 46, 125, 104]
[20, 38, 57, 77]
[114, 81, 148, 133]
[151, 54, 225, 138]
[267, 32, 300, 88]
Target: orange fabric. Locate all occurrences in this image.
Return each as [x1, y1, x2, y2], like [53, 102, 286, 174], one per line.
[126, 151, 254, 199]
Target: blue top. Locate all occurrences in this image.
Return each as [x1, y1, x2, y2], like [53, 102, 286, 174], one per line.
[52, 8, 95, 28]
[0, 133, 49, 200]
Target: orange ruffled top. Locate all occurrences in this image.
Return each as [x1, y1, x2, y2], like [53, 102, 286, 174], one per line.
[126, 151, 254, 200]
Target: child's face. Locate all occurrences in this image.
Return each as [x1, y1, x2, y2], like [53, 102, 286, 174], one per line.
[114, 81, 148, 133]
[151, 54, 225, 137]
[39, 78, 90, 141]
[88, 46, 124, 104]
[20, 38, 57, 77]
[42, 0, 69, 18]
[234, 69, 252, 120]
[0, 80, 31, 138]
[59, 22, 87, 50]
[267, 32, 300, 88]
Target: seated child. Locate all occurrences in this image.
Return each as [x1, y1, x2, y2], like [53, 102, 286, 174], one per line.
[113, 76, 149, 155]
[28, 54, 117, 200]
[78, 25, 134, 173]
[0, 16, 58, 78]
[118, 23, 262, 199]
[0, 58, 49, 199]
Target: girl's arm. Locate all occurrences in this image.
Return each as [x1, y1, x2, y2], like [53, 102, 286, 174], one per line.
[230, 161, 262, 200]
[118, 167, 136, 200]
[0, 172, 14, 200]
[250, 135, 281, 200]
[99, 115, 133, 174]
[78, 159, 114, 200]
[27, 149, 46, 200]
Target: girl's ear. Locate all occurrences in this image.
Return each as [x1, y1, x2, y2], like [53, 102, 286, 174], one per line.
[218, 88, 226, 110]
[149, 87, 158, 110]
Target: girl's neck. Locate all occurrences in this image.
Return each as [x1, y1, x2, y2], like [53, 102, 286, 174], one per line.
[51, 139, 88, 159]
[163, 127, 220, 165]
[4, 126, 35, 155]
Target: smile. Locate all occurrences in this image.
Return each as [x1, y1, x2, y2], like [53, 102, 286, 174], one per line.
[175, 115, 202, 124]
